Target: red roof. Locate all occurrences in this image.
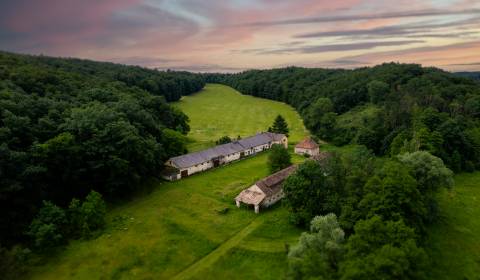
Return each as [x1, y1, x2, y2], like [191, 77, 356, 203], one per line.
[295, 137, 319, 149]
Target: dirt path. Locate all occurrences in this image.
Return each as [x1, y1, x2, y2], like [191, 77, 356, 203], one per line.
[172, 218, 263, 280]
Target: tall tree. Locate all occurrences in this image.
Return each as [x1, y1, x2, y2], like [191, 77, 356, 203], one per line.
[288, 213, 345, 279]
[267, 144, 291, 173]
[269, 114, 289, 136]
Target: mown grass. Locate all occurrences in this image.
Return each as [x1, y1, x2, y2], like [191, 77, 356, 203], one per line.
[25, 84, 309, 280]
[426, 172, 480, 279]
[174, 83, 308, 151]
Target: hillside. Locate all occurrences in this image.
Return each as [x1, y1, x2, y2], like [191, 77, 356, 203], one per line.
[24, 84, 308, 279]
[206, 63, 480, 172]
[174, 84, 308, 151]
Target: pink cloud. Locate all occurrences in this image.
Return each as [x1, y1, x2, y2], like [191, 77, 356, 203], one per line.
[1, 0, 479, 71]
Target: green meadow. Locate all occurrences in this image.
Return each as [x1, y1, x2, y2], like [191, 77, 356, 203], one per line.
[173, 84, 308, 151]
[25, 84, 308, 280]
[426, 172, 480, 279]
[24, 83, 479, 280]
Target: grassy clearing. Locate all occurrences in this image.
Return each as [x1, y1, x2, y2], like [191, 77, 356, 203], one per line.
[26, 152, 302, 280]
[426, 172, 480, 279]
[174, 83, 308, 151]
[26, 84, 308, 280]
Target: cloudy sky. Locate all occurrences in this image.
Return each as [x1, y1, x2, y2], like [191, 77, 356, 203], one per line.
[1, 0, 480, 72]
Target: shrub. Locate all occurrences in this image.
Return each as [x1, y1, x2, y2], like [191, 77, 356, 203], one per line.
[215, 136, 232, 145]
[26, 201, 67, 249]
[70, 191, 107, 237]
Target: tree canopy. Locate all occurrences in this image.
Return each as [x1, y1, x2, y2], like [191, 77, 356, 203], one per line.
[0, 51, 204, 245]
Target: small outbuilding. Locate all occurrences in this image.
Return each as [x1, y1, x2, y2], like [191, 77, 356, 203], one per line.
[235, 165, 297, 213]
[294, 137, 320, 156]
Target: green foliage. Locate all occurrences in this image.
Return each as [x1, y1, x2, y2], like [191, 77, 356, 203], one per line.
[398, 151, 453, 193]
[367, 80, 389, 103]
[27, 201, 67, 249]
[68, 191, 107, 237]
[283, 156, 345, 226]
[0, 51, 201, 245]
[398, 151, 454, 223]
[341, 216, 428, 280]
[28, 190, 106, 251]
[267, 144, 291, 173]
[215, 135, 232, 145]
[288, 213, 345, 279]
[269, 114, 289, 136]
[0, 245, 31, 280]
[359, 161, 427, 233]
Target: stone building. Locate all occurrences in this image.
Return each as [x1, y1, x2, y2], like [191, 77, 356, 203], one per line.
[294, 137, 320, 156]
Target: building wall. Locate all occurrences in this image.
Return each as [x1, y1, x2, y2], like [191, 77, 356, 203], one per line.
[261, 190, 284, 207]
[169, 134, 288, 180]
[181, 160, 214, 177]
[295, 147, 319, 156]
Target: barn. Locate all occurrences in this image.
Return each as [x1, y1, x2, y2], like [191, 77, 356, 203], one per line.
[162, 132, 288, 180]
[235, 165, 297, 213]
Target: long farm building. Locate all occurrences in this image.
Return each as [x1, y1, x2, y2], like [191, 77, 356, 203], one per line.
[162, 132, 287, 180]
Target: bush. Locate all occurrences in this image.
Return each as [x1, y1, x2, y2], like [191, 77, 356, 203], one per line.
[0, 245, 31, 280]
[26, 201, 67, 249]
[215, 136, 232, 145]
[69, 191, 107, 237]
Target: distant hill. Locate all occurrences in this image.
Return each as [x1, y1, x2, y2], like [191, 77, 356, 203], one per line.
[454, 71, 480, 81]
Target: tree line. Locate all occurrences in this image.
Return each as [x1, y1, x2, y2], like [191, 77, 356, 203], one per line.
[204, 63, 480, 173]
[0, 51, 205, 247]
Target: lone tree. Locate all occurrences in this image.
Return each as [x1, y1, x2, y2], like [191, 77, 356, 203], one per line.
[288, 213, 345, 280]
[268, 144, 291, 173]
[268, 115, 289, 136]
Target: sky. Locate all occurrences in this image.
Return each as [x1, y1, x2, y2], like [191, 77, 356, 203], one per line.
[1, 0, 480, 72]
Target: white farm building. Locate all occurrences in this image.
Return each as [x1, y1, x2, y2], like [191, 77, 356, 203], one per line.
[162, 132, 287, 180]
[235, 165, 297, 213]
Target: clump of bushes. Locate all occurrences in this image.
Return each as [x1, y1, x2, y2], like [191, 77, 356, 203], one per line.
[27, 190, 106, 250]
[215, 136, 232, 145]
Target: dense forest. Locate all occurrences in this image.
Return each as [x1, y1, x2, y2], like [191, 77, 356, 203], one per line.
[0, 51, 205, 246]
[205, 64, 480, 173]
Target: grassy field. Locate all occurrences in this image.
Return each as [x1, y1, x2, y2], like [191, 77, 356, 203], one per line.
[25, 84, 308, 280]
[174, 84, 308, 151]
[426, 172, 480, 279]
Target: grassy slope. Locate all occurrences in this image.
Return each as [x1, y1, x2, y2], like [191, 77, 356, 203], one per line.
[426, 172, 480, 279]
[26, 84, 308, 280]
[174, 83, 308, 151]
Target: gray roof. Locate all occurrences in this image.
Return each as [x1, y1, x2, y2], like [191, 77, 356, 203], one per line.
[168, 132, 285, 169]
[256, 165, 297, 196]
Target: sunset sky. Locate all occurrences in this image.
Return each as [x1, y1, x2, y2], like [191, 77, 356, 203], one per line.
[1, 0, 479, 72]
